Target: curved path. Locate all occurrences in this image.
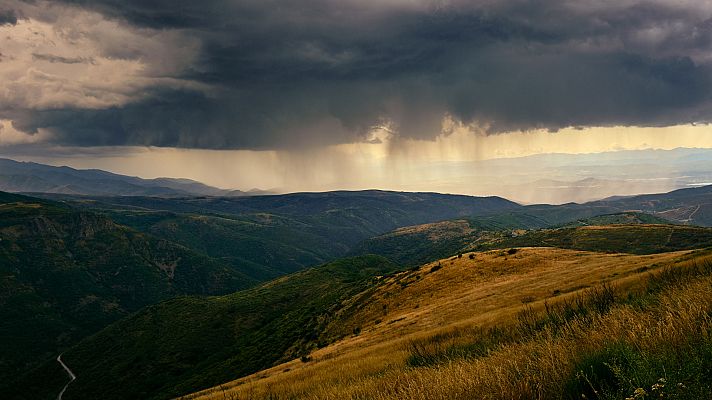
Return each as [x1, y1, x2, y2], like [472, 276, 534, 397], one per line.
[56, 354, 76, 400]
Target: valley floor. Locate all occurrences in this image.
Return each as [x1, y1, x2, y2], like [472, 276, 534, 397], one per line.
[181, 247, 712, 400]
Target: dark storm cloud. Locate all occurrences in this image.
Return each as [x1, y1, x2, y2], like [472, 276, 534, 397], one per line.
[11, 0, 712, 149]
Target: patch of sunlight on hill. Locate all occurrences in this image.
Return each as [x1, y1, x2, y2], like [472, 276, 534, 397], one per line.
[182, 247, 711, 400]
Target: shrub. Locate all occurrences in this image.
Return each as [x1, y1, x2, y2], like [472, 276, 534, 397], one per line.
[564, 341, 639, 399]
[520, 295, 536, 304]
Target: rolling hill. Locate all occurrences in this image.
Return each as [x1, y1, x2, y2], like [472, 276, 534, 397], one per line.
[184, 247, 712, 400]
[471, 223, 712, 254]
[43, 190, 521, 280]
[7, 183, 712, 399]
[352, 212, 709, 267]
[347, 181, 712, 267]
[468, 182, 712, 227]
[0, 158, 264, 197]
[595, 183, 712, 225]
[0, 189, 521, 399]
[0, 193, 254, 392]
[9, 256, 399, 400]
[19, 222, 712, 400]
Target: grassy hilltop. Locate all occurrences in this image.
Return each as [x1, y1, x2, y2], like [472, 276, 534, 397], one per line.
[354, 212, 712, 266]
[186, 247, 712, 400]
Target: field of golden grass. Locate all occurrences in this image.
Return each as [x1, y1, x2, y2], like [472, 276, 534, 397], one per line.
[181, 247, 712, 400]
[385, 219, 473, 241]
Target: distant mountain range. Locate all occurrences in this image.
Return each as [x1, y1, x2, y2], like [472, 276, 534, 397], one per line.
[0, 158, 272, 197]
[4, 149, 712, 203]
[406, 147, 712, 204]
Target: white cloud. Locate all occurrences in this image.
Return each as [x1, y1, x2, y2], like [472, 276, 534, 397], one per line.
[0, 1, 206, 111]
[0, 120, 50, 145]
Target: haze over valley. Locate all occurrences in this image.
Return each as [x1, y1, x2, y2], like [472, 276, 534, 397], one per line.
[6, 147, 712, 204]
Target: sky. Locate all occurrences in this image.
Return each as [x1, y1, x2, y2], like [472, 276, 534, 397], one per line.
[1, 0, 712, 200]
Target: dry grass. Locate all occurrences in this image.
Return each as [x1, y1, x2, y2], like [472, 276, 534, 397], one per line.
[319, 248, 687, 346]
[386, 219, 473, 241]
[181, 248, 712, 400]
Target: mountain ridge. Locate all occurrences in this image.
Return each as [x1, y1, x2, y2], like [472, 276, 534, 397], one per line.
[0, 194, 255, 392]
[0, 158, 271, 197]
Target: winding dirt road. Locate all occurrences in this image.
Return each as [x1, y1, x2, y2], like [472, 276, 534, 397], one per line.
[56, 354, 76, 400]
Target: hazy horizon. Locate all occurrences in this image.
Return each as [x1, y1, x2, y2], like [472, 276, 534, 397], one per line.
[5, 146, 712, 204]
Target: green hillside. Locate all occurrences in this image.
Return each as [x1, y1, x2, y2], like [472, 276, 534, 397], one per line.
[559, 212, 672, 227]
[354, 213, 712, 267]
[12, 256, 398, 400]
[0, 196, 254, 392]
[48, 190, 518, 219]
[0, 190, 520, 398]
[477, 223, 712, 254]
[596, 184, 712, 225]
[47, 190, 520, 281]
[183, 248, 712, 400]
[8, 185, 712, 399]
[351, 219, 479, 266]
[28, 222, 712, 400]
[21, 220, 712, 400]
[108, 211, 330, 280]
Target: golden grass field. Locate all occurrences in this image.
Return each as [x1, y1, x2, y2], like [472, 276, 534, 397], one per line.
[385, 219, 474, 241]
[181, 247, 712, 400]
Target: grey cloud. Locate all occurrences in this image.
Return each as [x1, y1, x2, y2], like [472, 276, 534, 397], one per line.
[10, 0, 712, 149]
